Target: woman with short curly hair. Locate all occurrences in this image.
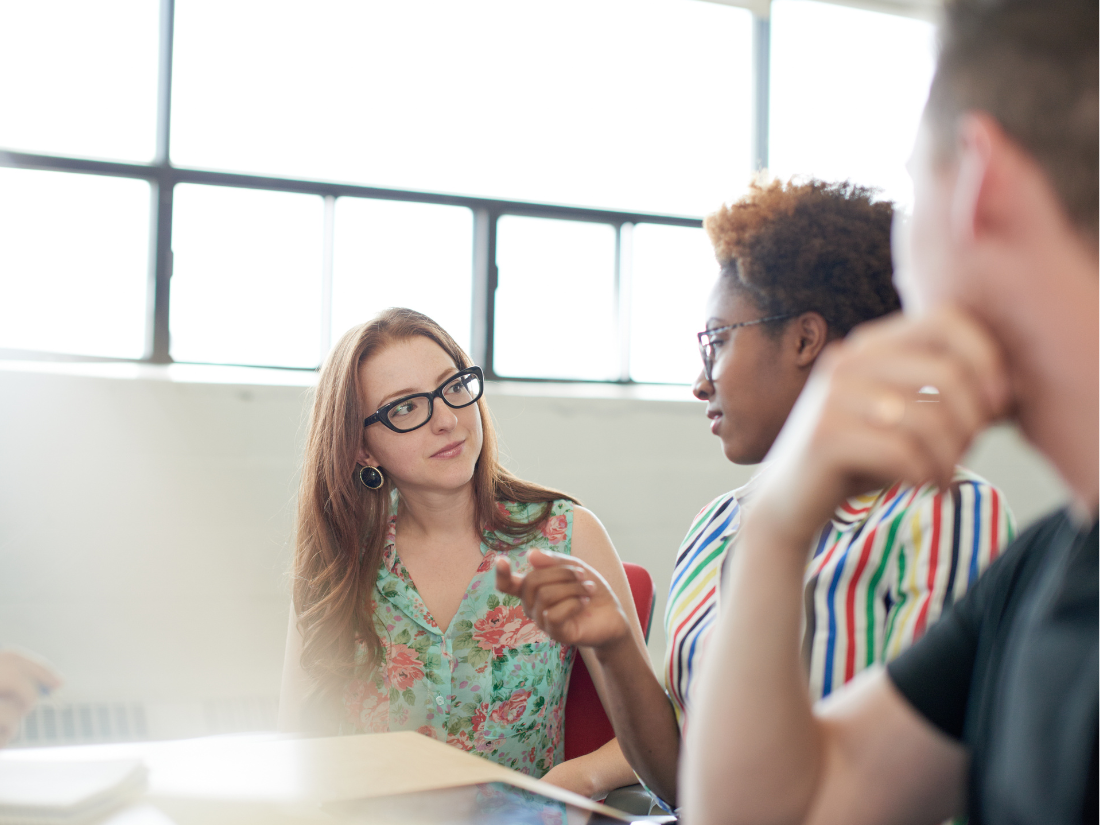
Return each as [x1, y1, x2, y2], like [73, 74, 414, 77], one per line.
[696, 178, 902, 465]
[498, 179, 1015, 810]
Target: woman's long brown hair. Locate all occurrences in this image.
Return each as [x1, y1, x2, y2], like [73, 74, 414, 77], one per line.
[292, 308, 576, 718]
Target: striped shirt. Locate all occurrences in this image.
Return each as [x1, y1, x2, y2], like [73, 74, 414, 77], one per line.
[663, 467, 1015, 724]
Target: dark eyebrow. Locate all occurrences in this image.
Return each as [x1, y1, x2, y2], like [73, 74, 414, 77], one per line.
[377, 366, 460, 407]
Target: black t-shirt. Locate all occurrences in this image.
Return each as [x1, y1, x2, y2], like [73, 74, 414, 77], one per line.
[887, 509, 1098, 825]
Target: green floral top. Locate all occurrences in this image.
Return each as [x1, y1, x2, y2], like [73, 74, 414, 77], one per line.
[342, 499, 576, 778]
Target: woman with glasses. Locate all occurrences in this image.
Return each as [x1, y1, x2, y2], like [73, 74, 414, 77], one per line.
[278, 308, 642, 796]
[497, 179, 1015, 809]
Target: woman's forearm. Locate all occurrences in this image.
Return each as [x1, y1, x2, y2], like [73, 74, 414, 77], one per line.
[682, 512, 824, 825]
[543, 737, 638, 799]
[590, 634, 682, 806]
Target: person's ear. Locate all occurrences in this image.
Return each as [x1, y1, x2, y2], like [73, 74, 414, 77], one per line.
[952, 111, 1074, 263]
[356, 435, 377, 469]
[957, 111, 1080, 253]
[950, 113, 999, 245]
[793, 311, 829, 367]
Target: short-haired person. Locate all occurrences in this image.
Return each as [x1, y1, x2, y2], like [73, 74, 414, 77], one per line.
[682, 1, 1098, 824]
[497, 180, 1014, 808]
[279, 308, 643, 797]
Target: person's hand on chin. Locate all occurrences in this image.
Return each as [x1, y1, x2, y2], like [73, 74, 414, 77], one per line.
[751, 304, 1012, 549]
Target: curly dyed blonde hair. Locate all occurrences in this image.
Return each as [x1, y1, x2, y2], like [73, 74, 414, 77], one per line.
[704, 179, 900, 337]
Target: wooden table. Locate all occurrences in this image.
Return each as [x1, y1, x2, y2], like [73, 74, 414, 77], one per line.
[1, 732, 633, 824]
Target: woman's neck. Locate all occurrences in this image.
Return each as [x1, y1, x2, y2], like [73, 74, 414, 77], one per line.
[394, 483, 480, 544]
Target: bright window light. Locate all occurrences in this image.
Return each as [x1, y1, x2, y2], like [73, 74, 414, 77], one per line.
[769, 0, 935, 210]
[0, 168, 150, 358]
[331, 199, 473, 354]
[171, 0, 754, 217]
[629, 223, 717, 384]
[170, 185, 324, 368]
[494, 216, 618, 381]
[0, 0, 159, 162]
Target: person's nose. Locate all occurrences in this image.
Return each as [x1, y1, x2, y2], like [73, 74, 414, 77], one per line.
[693, 368, 712, 401]
[430, 401, 459, 434]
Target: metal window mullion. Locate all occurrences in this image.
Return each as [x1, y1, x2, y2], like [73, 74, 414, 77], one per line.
[147, 176, 174, 363]
[752, 13, 771, 173]
[0, 148, 705, 230]
[154, 0, 175, 166]
[471, 208, 498, 377]
[147, 0, 176, 363]
[615, 222, 634, 382]
[319, 195, 336, 365]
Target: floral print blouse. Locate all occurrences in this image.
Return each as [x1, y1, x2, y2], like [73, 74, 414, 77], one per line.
[341, 499, 576, 778]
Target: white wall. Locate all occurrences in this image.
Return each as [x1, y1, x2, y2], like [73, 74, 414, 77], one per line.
[0, 362, 1067, 741]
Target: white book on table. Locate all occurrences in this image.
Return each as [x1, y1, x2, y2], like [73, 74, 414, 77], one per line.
[0, 759, 146, 825]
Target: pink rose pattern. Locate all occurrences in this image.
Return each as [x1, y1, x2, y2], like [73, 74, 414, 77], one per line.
[473, 605, 547, 656]
[341, 499, 575, 779]
[540, 514, 568, 544]
[488, 689, 531, 725]
[386, 644, 425, 691]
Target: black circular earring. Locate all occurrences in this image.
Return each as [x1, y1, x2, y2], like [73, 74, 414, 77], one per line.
[359, 465, 385, 490]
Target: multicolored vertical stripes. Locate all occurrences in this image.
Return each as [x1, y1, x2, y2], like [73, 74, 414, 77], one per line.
[663, 468, 1015, 722]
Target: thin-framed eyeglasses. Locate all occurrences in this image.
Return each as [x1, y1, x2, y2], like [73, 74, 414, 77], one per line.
[364, 366, 485, 433]
[696, 314, 797, 381]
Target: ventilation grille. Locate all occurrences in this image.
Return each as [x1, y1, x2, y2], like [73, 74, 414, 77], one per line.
[202, 696, 279, 735]
[13, 702, 148, 747]
[10, 696, 279, 747]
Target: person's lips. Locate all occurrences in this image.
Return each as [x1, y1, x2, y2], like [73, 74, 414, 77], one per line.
[431, 440, 464, 459]
[706, 408, 722, 435]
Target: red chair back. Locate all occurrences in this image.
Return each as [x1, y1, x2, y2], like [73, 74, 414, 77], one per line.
[562, 562, 655, 761]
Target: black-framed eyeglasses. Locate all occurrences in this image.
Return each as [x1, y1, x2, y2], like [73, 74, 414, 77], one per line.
[696, 314, 796, 381]
[364, 366, 485, 433]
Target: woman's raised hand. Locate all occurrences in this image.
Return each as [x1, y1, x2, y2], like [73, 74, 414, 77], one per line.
[495, 549, 632, 650]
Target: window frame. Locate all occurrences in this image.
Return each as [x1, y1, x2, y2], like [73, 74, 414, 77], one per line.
[0, 0, 778, 384]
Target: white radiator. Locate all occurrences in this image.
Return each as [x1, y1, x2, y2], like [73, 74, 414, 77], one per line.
[9, 696, 279, 747]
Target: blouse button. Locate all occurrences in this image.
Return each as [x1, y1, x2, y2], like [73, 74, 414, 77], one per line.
[435, 696, 445, 707]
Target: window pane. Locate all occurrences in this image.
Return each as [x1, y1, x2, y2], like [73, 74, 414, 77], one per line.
[171, 0, 753, 217]
[170, 185, 324, 368]
[629, 224, 716, 384]
[0, 168, 149, 358]
[331, 200, 473, 353]
[769, 0, 935, 209]
[494, 217, 617, 381]
[0, 0, 159, 162]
